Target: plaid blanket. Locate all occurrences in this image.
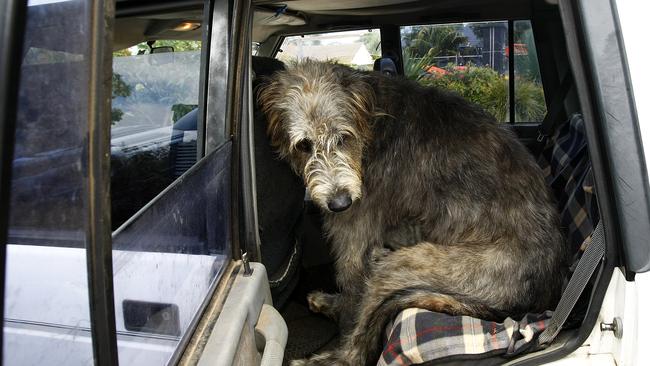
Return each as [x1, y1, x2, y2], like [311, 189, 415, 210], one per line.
[537, 113, 598, 255]
[377, 114, 599, 365]
[379, 310, 553, 366]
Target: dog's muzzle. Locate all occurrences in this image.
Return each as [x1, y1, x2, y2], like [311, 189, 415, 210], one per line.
[327, 190, 352, 212]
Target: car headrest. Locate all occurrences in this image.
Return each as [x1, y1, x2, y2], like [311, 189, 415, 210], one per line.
[373, 57, 397, 77]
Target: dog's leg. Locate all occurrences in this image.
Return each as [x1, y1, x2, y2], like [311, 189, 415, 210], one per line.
[324, 197, 386, 286]
[306, 246, 389, 321]
[309, 207, 384, 331]
[293, 242, 505, 366]
[306, 291, 342, 320]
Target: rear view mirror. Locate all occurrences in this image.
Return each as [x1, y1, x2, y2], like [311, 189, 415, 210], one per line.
[151, 46, 174, 54]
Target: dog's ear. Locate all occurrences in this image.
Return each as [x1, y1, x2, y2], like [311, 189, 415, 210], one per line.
[257, 76, 290, 156]
[340, 71, 374, 142]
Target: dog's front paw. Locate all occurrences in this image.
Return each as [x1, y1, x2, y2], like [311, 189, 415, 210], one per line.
[290, 352, 349, 366]
[306, 291, 340, 319]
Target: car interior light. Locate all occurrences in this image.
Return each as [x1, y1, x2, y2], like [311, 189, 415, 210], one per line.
[173, 22, 200, 31]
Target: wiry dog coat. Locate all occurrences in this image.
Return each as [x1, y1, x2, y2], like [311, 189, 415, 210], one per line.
[258, 60, 566, 366]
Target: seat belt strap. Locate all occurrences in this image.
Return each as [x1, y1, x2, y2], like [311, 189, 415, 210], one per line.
[538, 221, 605, 344]
[537, 72, 574, 144]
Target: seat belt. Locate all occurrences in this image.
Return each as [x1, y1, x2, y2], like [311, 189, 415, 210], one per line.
[538, 221, 605, 344]
[534, 72, 574, 155]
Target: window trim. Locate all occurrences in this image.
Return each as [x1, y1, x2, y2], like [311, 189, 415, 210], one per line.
[271, 19, 550, 124]
[87, 0, 120, 363]
[508, 19, 516, 123]
[110, 0, 238, 362]
[0, 0, 27, 361]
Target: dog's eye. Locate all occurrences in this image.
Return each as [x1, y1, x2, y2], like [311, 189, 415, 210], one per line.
[296, 139, 313, 153]
[337, 135, 348, 147]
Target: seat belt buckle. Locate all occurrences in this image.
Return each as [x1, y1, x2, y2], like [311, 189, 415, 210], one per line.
[537, 131, 547, 143]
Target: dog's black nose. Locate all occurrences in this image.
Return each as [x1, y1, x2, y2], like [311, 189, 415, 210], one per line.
[328, 192, 352, 212]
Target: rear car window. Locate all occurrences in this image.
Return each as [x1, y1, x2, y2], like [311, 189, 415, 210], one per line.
[276, 29, 381, 70]
[400, 20, 546, 122]
[111, 41, 202, 229]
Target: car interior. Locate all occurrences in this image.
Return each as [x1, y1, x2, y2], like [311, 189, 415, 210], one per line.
[110, 0, 616, 364]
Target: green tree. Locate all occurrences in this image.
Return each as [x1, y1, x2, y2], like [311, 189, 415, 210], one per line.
[402, 25, 467, 58]
[113, 48, 132, 57]
[111, 73, 132, 124]
[414, 65, 546, 122]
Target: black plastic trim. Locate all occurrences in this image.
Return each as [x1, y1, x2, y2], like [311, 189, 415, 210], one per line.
[508, 19, 516, 124]
[380, 24, 405, 75]
[86, 0, 120, 364]
[606, 0, 650, 275]
[204, 0, 231, 154]
[116, 1, 203, 17]
[228, 0, 260, 261]
[570, 0, 650, 274]
[197, 0, 211, 159]
[0, 0, 27, 361]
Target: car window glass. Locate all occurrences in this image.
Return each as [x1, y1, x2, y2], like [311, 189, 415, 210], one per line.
[5, 1, 95, 364]
[110, 20, 233, 365]
[513, 20, 547, 122]
[276, 29, 381, 70]
[111, 41, 201, 229]
[400, 21, 546, 123]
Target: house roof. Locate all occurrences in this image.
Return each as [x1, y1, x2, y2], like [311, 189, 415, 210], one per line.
[277, 42, 374, 65]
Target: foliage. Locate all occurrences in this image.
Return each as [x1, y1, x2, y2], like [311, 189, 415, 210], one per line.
[111, 73, 132, 123]
[410, 64, 546, 122]
[402, 50, 434, 82]
[401, 25, 467, 58]
[112, 48, 131, 57]
[514, 76, 547, 122]
[172, 104, 198, 122]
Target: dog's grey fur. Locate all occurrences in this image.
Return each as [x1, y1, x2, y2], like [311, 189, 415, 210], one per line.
[258, 60, 567, 366]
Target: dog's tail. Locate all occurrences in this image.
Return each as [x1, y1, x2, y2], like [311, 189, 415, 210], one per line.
[345, 287, 501, 366]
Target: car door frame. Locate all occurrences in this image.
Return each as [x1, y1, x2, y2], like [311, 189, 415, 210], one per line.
[0, 0, 28, 361]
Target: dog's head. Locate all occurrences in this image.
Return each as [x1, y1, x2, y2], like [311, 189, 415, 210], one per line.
[258, 60, 374, 213]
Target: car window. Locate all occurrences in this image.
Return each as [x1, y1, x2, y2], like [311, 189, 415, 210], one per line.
[111, 41, 202, 229]
[513, 20, 546, 122]
[110, 22, 234, 366]
[5, 1, 97, 364]
[400, 20, 546, 122]
[5, 1, 232, 364]
[276, 29, 381, 70]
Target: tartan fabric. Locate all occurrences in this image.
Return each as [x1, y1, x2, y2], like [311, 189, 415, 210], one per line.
[378, 310, 553, 366]
[377, 113, 599, 366]
[537, 113, 599, 254]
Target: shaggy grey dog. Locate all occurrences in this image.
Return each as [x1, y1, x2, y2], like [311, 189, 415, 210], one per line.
[258, 60, 566, 366]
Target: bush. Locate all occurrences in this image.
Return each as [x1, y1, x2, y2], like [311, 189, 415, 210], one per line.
[405, 61, 547, 122]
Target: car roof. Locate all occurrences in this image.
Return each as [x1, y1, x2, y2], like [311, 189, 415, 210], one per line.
[112, 0, 551, 49]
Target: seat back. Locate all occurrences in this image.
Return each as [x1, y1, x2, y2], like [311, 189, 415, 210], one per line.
[373, 57, 397, 76]
[252, 56, 306, 307]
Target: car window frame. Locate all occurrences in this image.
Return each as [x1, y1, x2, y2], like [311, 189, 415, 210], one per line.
[271, 19, 551, 125]
[109, 0, 243, 363]
[0, 0, 28, 361]
[1, 0, 243, 364]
